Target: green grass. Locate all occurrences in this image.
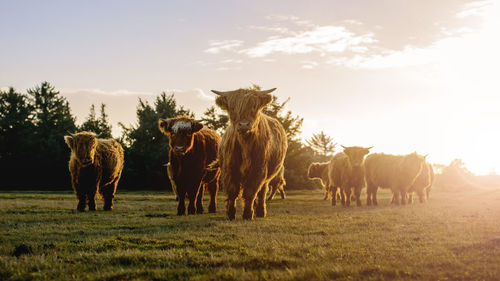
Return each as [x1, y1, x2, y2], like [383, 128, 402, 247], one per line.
[1, 187, 500, 281]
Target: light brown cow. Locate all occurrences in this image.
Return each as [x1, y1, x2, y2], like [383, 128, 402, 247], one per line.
[408, 162, 435, 203]
[212, 87, 288, 220]
[64, 132, 124, 211]
[365, 152, 426, 205]
[308, 161, 339, 205]
[329, 146, 372, 207]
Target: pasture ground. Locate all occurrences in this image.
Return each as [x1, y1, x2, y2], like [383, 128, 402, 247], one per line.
[1, 187, 500, 281]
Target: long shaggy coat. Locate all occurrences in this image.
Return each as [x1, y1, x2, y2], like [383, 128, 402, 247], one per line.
[159, 116, 220, 215]
[212, 87, 288, 220]
[364, 152, 426, 205]
[65, 132, 124, 211]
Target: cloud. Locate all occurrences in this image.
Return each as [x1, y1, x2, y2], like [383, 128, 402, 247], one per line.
[204, 40, 244, 54]
[240, 26, 376, 58]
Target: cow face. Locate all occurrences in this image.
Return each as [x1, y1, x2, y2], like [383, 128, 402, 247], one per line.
[342, 146, 373, 168]
[212, 88, 275, 135]
[158, 117, 203, 155]
[64, 132, 99, 167]
[308, 162, 326, 179]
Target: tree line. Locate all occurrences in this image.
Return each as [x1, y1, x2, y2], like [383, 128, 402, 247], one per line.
[0, 82, 333, 191]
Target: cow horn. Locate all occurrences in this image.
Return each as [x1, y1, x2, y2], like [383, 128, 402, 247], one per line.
[341, 145, 347, 149]
[423, 153, 429, 158]
[366, 146, 374, 150]
[193, 119, 203, 123]
[211, 90, 229, 97]
[259, 88, 277, 95]
[94, 132, 102, 138]
[68, 132, 76, 137]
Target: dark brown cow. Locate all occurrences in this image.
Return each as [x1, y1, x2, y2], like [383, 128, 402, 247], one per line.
[158, 116, 220, 215]
[365, 152, 426, 205]
[64, 131, 124, 211]
[267, 166, 286, 201]
[212, 87, 288, 220]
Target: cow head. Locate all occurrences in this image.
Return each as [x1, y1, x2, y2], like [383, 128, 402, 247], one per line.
[342, 145, 373, 168]
[158, 116, 203, 155]
[308, 162, 327, 179]
[211, 87, 275, 135]
[64, 132, 101, 167]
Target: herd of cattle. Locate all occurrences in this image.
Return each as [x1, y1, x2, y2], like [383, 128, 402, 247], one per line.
[63, 87, 434, 220]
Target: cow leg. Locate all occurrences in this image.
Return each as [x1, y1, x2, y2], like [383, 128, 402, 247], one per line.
[207, 179, 218, 213]
[242, 186, 259, 220]
[177, 189, 186, 216]
[354, 187, 362, 207]
[391, 190, 400, 205]
[187, 188, 198, 215]
[279, 187, 286, 199]
[101, 182, 115, 211]
[340, 188, 346, 206]
[366, 184, 374, 206]
[344, 188, 352, 207]
[323, 188, 329, 200]
[417, 190, 425, 203]
[408, 193, 414, 204]
[425, 187, 431, 200]
[331, 187, 337, 206]
[196, 184, 205, 214]
[87, 189, 97, 211]
[400, 190, 407, 205]
[76, 190, 87, 212]
[267, 184, 277, 201]
[255, 183, 268, 218]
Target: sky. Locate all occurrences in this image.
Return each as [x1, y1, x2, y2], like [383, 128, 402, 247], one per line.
[1, 0, 499, 175]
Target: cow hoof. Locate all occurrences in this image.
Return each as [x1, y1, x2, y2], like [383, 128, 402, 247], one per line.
[77, 208, 85, 212]
[103, 207, 113, 211]
[227, 214, 235, 221]
[208, 207, 216, 213]
[196, 208, 204, 214]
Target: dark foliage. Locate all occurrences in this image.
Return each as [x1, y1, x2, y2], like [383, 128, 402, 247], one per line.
[118, 92, 192, 189]
[79, 103, 113, 138]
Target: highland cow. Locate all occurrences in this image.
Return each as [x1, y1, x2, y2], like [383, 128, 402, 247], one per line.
[408, 162, 435, 203]
[212, 87, 288, 220]
[267, 166, 286, 201]
[159, 116, 220, 215]
[365, 152, 426, 205]
[64, 132, 124, 211]
[329, 146, 372, 207]
[308, 161, 339, 204]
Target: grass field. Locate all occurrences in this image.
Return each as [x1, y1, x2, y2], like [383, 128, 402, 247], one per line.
[1, 187, 500, 281]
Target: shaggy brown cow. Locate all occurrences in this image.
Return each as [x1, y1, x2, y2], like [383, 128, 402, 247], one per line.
[365, 152, 426, 205]
[308, 161, 339, 205]
[64, 132, 124, 211]
[267, 167, 286, 201]
[159, 116, 220, 215]
[212, 87, 288, 220]
[329, 146, 372, 207]
[408, 162, 435, 203]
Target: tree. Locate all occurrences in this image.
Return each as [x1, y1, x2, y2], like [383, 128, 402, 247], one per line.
[26, 82, 77, 188]
[79, 103, 113, 138]
[119, 92, 192, 189]
[0, 88, 36, 188]
[306, 131, 336, 157]
[201, 106, 228, 135]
